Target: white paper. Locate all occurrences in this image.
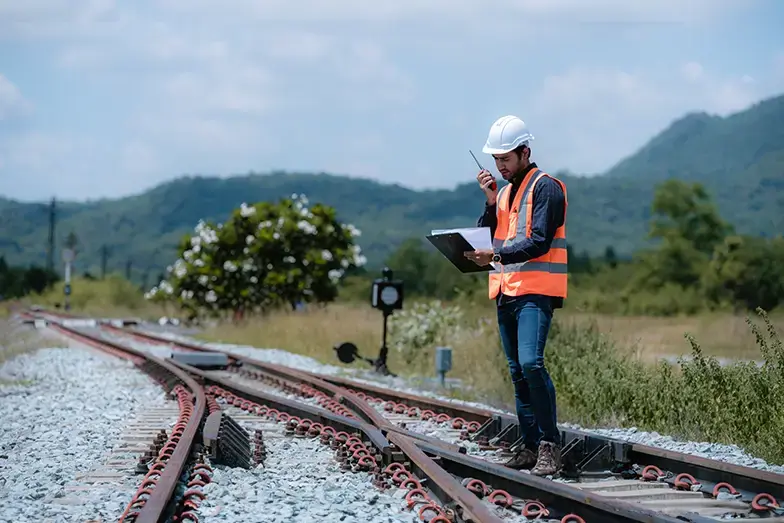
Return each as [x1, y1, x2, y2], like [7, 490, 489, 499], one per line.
[430, 227, 499, 270]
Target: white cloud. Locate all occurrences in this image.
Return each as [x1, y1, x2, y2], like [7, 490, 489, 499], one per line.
[161, 67, 273, 116]
[0, 74, 32, 120]
[0, 0, 131, 40]
[0, 0, 778, 200]
[681, 62, 705, 83]
[149, 0, 747, 24]
[527, 62, 774, 173]
[0, 0, 750, 43]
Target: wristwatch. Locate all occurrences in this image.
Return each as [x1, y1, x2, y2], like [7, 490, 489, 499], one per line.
[492, 252, 501, 264]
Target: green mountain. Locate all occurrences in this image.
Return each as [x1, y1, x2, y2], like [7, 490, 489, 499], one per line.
[1, 94, 783, 283]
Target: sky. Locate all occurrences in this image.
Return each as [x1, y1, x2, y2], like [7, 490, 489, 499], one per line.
[0, 0, 783, 202]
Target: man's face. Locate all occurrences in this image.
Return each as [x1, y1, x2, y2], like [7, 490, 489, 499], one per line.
[492, 147, 528, 180]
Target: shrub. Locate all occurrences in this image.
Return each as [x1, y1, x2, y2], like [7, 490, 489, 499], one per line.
[146, 194, 367, 316]
[387, 300, 464, 367]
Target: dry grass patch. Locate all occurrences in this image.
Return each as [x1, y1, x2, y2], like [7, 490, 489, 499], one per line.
[559, 311, 784, 361]
[201, 303, 382, 367]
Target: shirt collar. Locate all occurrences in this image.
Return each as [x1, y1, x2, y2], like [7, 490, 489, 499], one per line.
[510, 162, 538, 187]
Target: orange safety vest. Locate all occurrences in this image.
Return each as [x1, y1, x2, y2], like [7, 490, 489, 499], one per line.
[489, 167, 568, 300]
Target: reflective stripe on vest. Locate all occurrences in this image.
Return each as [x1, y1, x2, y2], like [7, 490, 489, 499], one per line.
[488, 168, 568, 300]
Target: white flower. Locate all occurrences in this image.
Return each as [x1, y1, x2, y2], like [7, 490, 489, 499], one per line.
[273, 232, 280, 240]
[242, 259, 255, 272]
[180, 289, 194, 300]
[190, 236, 201, 248]
[144, 287, 158, 300]
[283, 256, 296, 263]
[198, 275, 209, 286]
[223, 260, 237, 272]
[205, 290, 217, 303]
[344, 223, 361, 237]
[194, 259, 205, 268]
[258, 220, 272, 229]
[328, 269, 344, 283]
[297, 220, 317, 234]
[159, 281, 174, 295]
[250, 276, 258, 284]
[340, 258, 350, 269]
[240, 202, 256, 217]
[267, 263, 273, 270]
[246, 235, 255, 245]
[173, 259, 188, 279]
[350, 244, 367, 266]
[277, 217, 286, 228]
[195, 220, 218, 244]
[321, 250, 333, 261]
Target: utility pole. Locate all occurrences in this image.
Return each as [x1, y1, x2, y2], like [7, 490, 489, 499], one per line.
[125, 259, 132, 281]
[63, 232, 79, 311]
[46, 198, 56, 273]
[100, 245, 110, 279]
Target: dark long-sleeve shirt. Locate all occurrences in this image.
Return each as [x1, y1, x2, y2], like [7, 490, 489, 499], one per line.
[477, 163, 566, 308]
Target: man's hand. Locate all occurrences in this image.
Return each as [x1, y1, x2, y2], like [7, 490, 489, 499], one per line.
[464, 249, 495, 266]
[476, 169, 498, 204]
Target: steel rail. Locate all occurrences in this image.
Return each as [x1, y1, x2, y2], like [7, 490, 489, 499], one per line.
[37, 318, 207, 523]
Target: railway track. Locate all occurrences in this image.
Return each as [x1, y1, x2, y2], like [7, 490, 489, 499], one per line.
[16, 308, 784, 522]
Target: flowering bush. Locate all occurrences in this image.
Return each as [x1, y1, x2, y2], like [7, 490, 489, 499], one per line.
[144, 194, 366, 315]
[387, 300, 464, 365]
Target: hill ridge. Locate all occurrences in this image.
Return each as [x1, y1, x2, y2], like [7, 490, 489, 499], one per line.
[1, 93, 782, 279]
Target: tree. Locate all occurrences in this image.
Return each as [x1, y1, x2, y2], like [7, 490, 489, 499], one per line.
[145, 194, 367, 315]
[649, 179, 731, 254]
[702, 235, 784, 311]
[603, 246, 617, 269]
[632, 180, 732, 291]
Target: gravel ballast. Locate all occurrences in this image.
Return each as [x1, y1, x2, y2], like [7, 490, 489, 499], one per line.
[0, 343, 167, 522]
[140, 327, 784, 476]
[196, 421, 419, 523]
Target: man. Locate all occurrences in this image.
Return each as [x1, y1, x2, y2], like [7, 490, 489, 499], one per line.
[464, 115, 567, 477]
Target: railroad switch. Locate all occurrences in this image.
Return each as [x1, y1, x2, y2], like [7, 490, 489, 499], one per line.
[202, 411, 252, 469]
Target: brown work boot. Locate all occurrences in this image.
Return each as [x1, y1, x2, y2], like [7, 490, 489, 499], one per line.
[503, 447, 537, 470]
[530, 440, 561, 476]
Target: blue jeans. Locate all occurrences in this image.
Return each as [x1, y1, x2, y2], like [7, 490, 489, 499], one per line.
[497, 296, 560, 449]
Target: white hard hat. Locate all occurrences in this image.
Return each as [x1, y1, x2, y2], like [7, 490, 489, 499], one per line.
[482, 115, 534, 155]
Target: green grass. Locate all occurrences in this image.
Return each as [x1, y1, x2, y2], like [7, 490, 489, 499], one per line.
[22, 275, 172, 320]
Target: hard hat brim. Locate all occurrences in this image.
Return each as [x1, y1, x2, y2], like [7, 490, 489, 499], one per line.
[482, 144, 516, 155]
[482, 138, 532, 155]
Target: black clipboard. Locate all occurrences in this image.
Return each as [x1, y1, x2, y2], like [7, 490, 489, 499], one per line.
[425, 232, 494, 273]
